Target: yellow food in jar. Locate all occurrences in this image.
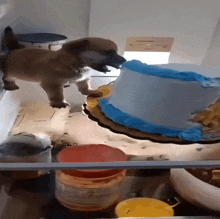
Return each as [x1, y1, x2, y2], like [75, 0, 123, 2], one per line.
[115, 198, 174, 217]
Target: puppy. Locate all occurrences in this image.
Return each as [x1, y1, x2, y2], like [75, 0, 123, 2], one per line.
[2, 27, 126, 108]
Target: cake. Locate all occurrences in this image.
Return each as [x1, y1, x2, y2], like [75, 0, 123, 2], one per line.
[99, 60, 220, 142]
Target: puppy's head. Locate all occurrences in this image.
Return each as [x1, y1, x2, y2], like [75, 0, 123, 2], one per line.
[62, 38, 126, 73]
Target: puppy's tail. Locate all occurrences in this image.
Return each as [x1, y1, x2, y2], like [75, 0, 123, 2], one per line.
[4, 26, 24, 52]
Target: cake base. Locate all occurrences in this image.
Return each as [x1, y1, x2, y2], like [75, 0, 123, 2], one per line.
[83, 83, 220, 144]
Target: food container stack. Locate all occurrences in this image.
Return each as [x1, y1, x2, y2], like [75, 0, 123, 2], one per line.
[55, 144, 127, 211]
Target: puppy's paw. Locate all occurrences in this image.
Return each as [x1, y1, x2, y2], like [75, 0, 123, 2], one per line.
[50, 101, 70, 108]
[4, 84, 19, 91]
[88, 90, 103, 97]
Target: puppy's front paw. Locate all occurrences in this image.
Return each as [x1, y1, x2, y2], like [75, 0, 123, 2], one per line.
[50, 101, 70, 108]
[88, 90, 103, 97]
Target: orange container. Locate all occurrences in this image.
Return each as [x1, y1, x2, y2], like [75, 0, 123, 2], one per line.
[55, 144, 127, 211]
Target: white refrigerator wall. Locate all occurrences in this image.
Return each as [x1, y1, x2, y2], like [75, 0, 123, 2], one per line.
[89, 0, 220, 75]
[201, 17, 220, 70]
[0, 0, 90, 48]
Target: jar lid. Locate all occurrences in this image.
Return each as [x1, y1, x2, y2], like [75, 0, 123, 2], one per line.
[57, 144, 127, 178]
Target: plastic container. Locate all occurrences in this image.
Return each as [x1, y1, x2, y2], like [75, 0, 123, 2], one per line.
[115, 198, 174, 217]
[55, 144, 127, 211]
[16, 33, 67, 50]
[0, 133, 52, 179]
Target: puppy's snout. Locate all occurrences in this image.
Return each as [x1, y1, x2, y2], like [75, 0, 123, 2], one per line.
[107, 55, 126, 69]
[117, 55, 127, 64]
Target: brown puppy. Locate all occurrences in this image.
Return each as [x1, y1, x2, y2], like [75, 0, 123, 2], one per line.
[2, 27, 126, 108]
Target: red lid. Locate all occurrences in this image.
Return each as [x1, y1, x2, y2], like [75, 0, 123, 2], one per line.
[57, 144, 127, 178]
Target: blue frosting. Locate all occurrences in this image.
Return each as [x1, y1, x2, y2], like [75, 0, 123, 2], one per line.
[122, 60, 220, 88]
[99, 98, 202, 142]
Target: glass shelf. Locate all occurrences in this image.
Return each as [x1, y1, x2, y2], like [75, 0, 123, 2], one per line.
[0, 160, 220, 171]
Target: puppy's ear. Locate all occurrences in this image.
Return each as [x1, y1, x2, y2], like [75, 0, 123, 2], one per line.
[63, 39, 89, 53]
[4, 26, 24, 51]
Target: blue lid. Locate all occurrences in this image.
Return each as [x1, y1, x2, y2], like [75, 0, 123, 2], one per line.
[15, 33, 67, 43]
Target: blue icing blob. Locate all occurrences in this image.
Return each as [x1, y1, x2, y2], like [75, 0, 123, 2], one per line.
[99, 98, 202, 142]
[122, 60, 220, 88]
[179, 127, 202, 142]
